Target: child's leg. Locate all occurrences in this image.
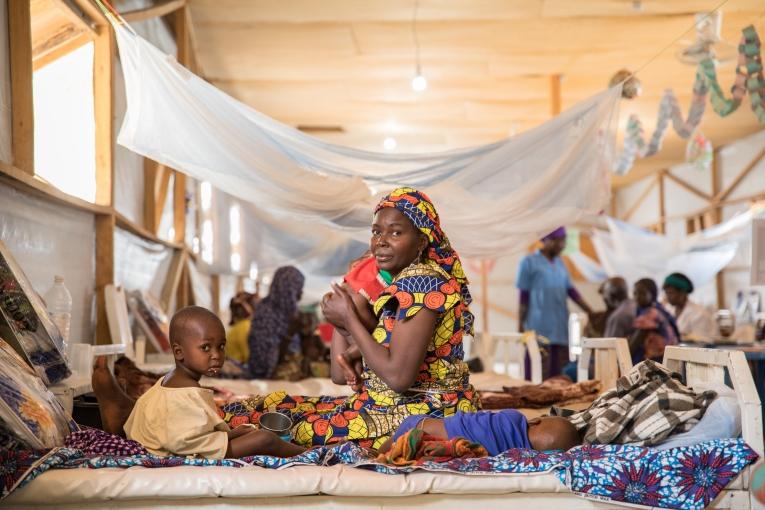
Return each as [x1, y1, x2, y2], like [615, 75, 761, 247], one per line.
[335, 346, 363, 390]
[226, 429, 307, 458]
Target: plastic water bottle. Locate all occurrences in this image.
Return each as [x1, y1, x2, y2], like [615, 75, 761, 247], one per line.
[44, 275, 72, 352]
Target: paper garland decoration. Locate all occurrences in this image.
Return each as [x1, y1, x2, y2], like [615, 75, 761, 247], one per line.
[685, 132, 713, 172]
[700, 25, 765, 123]
[613, 73, 707, 175]
[613, 25, 763, 176]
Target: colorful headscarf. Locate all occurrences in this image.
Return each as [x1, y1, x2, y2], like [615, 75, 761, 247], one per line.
[374, 187, 473, 321]
[247, 266, 305, 378]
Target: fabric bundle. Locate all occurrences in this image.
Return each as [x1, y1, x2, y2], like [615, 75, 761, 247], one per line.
[569, 360, 716, 446]
[480, 376, 601, 410]
[376, 427, 488, 466]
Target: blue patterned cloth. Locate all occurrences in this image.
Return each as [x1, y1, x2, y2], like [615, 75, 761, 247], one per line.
[2, 437, 757, 509]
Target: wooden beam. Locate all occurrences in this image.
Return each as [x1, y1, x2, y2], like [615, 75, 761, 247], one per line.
[622, 177, 658, 222]
[56, 0, 98, 35]
[0, 160, 111, 215]
[121, 0, 186, 23]
[115, 212, 184, 251]
[161, 249, 187, 312]
[210, 274, 221, 316]
[32, 23, 82, 58]
[183, 5, 202, 74]
[173, 171, 186, 244]
[143, 160, 170, 234]
[93, 22, 114, 206]
[174, 6, 189, 67]
[713, 146, 765, 204]
[95, 213, 115, 344]
[33, 31, 91, 71]
[657, 170, 666, 234]
[664, 170, 712, 201]
[176, 259, 190, 309]
[550, 74, 561, 117]
[70, 0, 110, 26]
[710, 151, 725, 309]
[8, 0, 34, 174]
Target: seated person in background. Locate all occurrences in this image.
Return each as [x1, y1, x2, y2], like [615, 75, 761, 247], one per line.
[378, 409, 580, 456]
[248, 266, 305, 380]
[630, 278, 679, 363]
[124, 306, 305, 459]
[583, 280, 611, 338]
[603, 277, 636, 338]
[296, 310, 330, 377]
[662, 273, 715, 340]
[226, 291, 255, 364]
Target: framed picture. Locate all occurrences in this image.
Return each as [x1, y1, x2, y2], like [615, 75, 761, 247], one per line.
[0, 240, 70, 385]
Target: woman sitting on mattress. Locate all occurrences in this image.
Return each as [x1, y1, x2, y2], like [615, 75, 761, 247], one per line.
[219, 187, 479, 450]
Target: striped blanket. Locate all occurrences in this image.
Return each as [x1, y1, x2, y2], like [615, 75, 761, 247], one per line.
[570, 360, 716, 446]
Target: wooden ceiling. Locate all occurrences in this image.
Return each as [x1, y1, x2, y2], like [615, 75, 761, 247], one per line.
[185, 0, 765, 187]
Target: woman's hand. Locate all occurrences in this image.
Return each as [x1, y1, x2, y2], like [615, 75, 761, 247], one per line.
[321, 283, 358, 331]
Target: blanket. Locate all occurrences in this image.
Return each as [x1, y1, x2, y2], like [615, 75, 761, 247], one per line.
[376, 428, 488, 466]
[570, 360, 717, 446]
[480, 376, 601, 409]
[1, 429, 757, 510]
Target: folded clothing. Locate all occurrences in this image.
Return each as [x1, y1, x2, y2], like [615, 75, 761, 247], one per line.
[570, 360, 716, 446]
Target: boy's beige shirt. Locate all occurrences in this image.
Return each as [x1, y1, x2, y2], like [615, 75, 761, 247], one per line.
[124, 378, 230, 459]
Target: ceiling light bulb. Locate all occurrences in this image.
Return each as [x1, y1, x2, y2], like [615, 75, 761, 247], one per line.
[411, 74, 428, 92]
[383, 137, 397, 151]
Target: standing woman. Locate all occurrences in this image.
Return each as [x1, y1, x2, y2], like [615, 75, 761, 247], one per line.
[247, 266, 305, 379]
[221, 188, 478, 449]
[516, 227, 592, 377]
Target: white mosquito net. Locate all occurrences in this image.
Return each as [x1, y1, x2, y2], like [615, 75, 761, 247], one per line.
[113, 22, 621, 273]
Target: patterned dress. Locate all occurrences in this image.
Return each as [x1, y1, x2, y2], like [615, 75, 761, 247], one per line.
[220, 261, 478, 449]
[222, 187, 479, 448]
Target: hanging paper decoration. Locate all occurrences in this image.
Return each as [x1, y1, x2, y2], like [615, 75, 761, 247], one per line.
[613, 72, 707, 175]
[699, 25, 765, 123]
[685, 132, 713, 172]
[613, 25, 763, 176]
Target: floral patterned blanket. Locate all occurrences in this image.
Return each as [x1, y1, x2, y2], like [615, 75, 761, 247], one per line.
[1, 429, 757, 510]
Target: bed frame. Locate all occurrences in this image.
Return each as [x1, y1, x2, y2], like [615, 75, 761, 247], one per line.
[6, 345, 762, 510]
[474, 331, 542, 383]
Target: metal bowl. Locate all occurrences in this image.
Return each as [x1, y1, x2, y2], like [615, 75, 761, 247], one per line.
[258, 412, 292, 435]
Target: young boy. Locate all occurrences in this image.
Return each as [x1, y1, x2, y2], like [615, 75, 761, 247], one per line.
[379, 409, 580, 456]
[123, 306, 306, 459]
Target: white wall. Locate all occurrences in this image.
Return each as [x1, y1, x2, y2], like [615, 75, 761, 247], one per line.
[0, 184, 96, 343]
[0, 0, 13, 164]
[613, 129, 765, 309]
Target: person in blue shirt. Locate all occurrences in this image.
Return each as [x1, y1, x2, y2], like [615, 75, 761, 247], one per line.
[517, 227, 592, 378]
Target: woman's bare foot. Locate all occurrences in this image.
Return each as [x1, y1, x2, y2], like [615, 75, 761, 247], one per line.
[91, 356, 136, 436]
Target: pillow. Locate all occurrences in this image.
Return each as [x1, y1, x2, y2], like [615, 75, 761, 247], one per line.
[0, 338, 77, 449]
[654, 383, 741, 450]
